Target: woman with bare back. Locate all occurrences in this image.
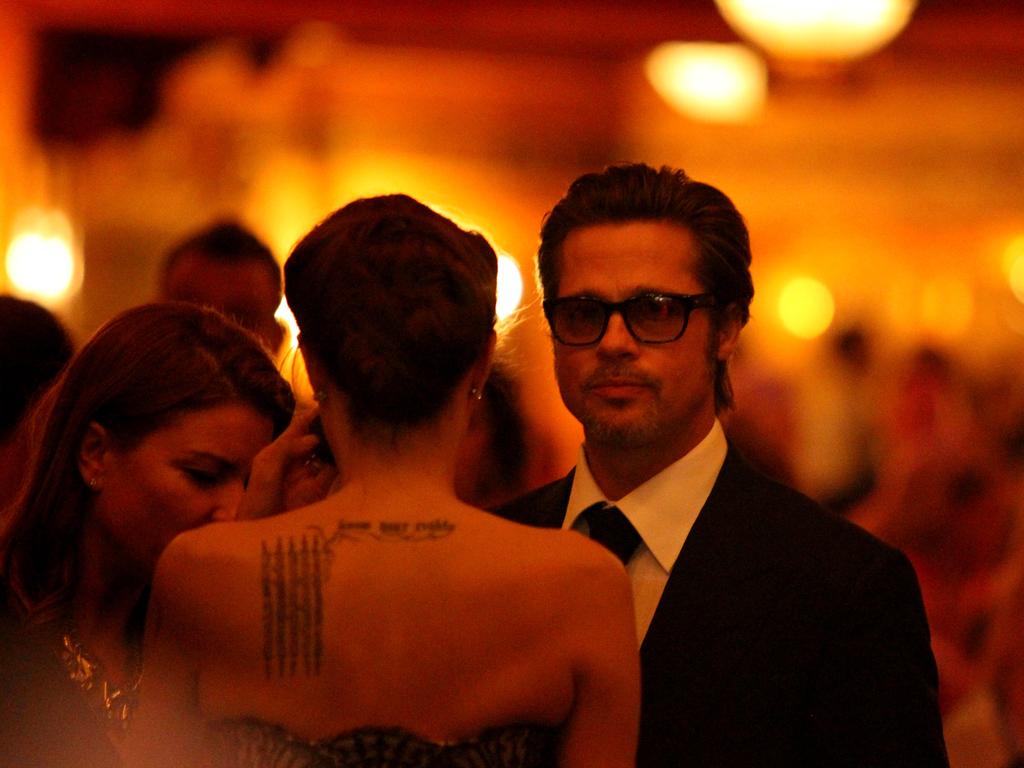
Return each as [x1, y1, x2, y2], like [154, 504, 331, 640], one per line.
[129, 194, 638, 768]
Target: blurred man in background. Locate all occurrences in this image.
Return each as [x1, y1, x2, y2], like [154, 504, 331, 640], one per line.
[159, 220, 285, 355]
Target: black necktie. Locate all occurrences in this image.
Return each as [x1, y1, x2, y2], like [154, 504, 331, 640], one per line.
[582, 502, 641, 565]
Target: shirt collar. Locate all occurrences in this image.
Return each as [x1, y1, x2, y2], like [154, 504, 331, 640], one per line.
[565, 419, 728, 571]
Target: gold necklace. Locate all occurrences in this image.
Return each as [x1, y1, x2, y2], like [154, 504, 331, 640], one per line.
[57, 627, 141, 732]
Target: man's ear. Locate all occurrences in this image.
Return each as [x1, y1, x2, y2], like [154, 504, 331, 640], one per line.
[715, 305, 744, 363]
[78, 421, 111, 490]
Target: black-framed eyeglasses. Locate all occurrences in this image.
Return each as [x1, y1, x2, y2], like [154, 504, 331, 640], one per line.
[543, 292, 716, 346]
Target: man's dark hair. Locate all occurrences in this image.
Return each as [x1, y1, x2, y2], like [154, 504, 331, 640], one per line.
[161, 221, 281, 298]
[537, 163, 755, 410]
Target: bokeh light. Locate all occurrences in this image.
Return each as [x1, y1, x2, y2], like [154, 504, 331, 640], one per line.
[778, 276, 835, 339]
[1003, 234, 1024, 303]
[713, 0, 918, 62]
[645, 42, 766, 123]
[5, 207, 79, 303]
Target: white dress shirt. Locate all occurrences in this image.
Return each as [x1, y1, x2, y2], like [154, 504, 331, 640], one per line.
[564, 419, 728, 644]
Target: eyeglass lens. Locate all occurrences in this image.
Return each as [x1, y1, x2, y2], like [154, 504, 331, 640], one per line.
[551, 295, 694, 344]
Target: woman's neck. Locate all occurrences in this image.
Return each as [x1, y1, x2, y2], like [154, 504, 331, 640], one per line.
[322, 394, 469, 503]
[336, 432, 462, 504]
[70, 527, 149, 682]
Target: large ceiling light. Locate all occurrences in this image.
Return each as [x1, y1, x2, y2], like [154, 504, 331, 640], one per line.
[713, 0, 917, 63]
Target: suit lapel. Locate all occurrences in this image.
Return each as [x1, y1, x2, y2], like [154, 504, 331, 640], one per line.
[492, 470, 574, 529]
[641, 447, 789, 658]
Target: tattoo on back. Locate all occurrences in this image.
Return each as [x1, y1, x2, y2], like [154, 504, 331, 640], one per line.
[260, 519, 454, 678]
[261, 535, 323, 678]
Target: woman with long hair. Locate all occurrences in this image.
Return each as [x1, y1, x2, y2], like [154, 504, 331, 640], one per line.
[0, 302, 293, 764]
[130, 195, 638, 768]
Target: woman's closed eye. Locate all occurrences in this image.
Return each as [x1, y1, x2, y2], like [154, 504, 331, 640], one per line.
[175, 453, 241, 489]
[183, 467, 225, 488]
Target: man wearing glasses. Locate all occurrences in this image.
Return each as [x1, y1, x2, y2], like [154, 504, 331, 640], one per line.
[498, 163, 948, 766]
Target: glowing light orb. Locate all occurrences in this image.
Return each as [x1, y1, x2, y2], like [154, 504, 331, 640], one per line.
[778, 277, 835, 339]
[646, 42, 766, 123]
[714, 0, 917, 62]
[5, 208, 78, 302]
[1004, 235, 1024, 304]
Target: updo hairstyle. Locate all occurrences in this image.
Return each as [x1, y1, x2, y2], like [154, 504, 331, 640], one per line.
[284, 195, 498, 430]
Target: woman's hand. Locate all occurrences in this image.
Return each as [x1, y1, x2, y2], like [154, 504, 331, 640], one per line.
[235, 407, 338, 520]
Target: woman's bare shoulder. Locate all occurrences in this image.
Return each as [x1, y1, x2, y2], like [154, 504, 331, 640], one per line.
[476, 511, 626, 574]
[465, 512, 632, 616]
[474, 516, 636, 681]
[151, 517, 286, 617]
[161, 503, 327, 564]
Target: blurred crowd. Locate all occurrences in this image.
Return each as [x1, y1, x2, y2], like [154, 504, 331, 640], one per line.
[728, 326, 1024, 765]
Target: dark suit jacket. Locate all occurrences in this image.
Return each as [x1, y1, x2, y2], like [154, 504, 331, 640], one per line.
[496, 447, 949, 767]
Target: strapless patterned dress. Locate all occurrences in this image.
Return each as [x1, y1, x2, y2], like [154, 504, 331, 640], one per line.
[206, 719, 559, 768]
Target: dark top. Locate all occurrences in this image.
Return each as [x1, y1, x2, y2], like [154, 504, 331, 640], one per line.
[0, 590, 121, 768]
[207, 719, 559, 768]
